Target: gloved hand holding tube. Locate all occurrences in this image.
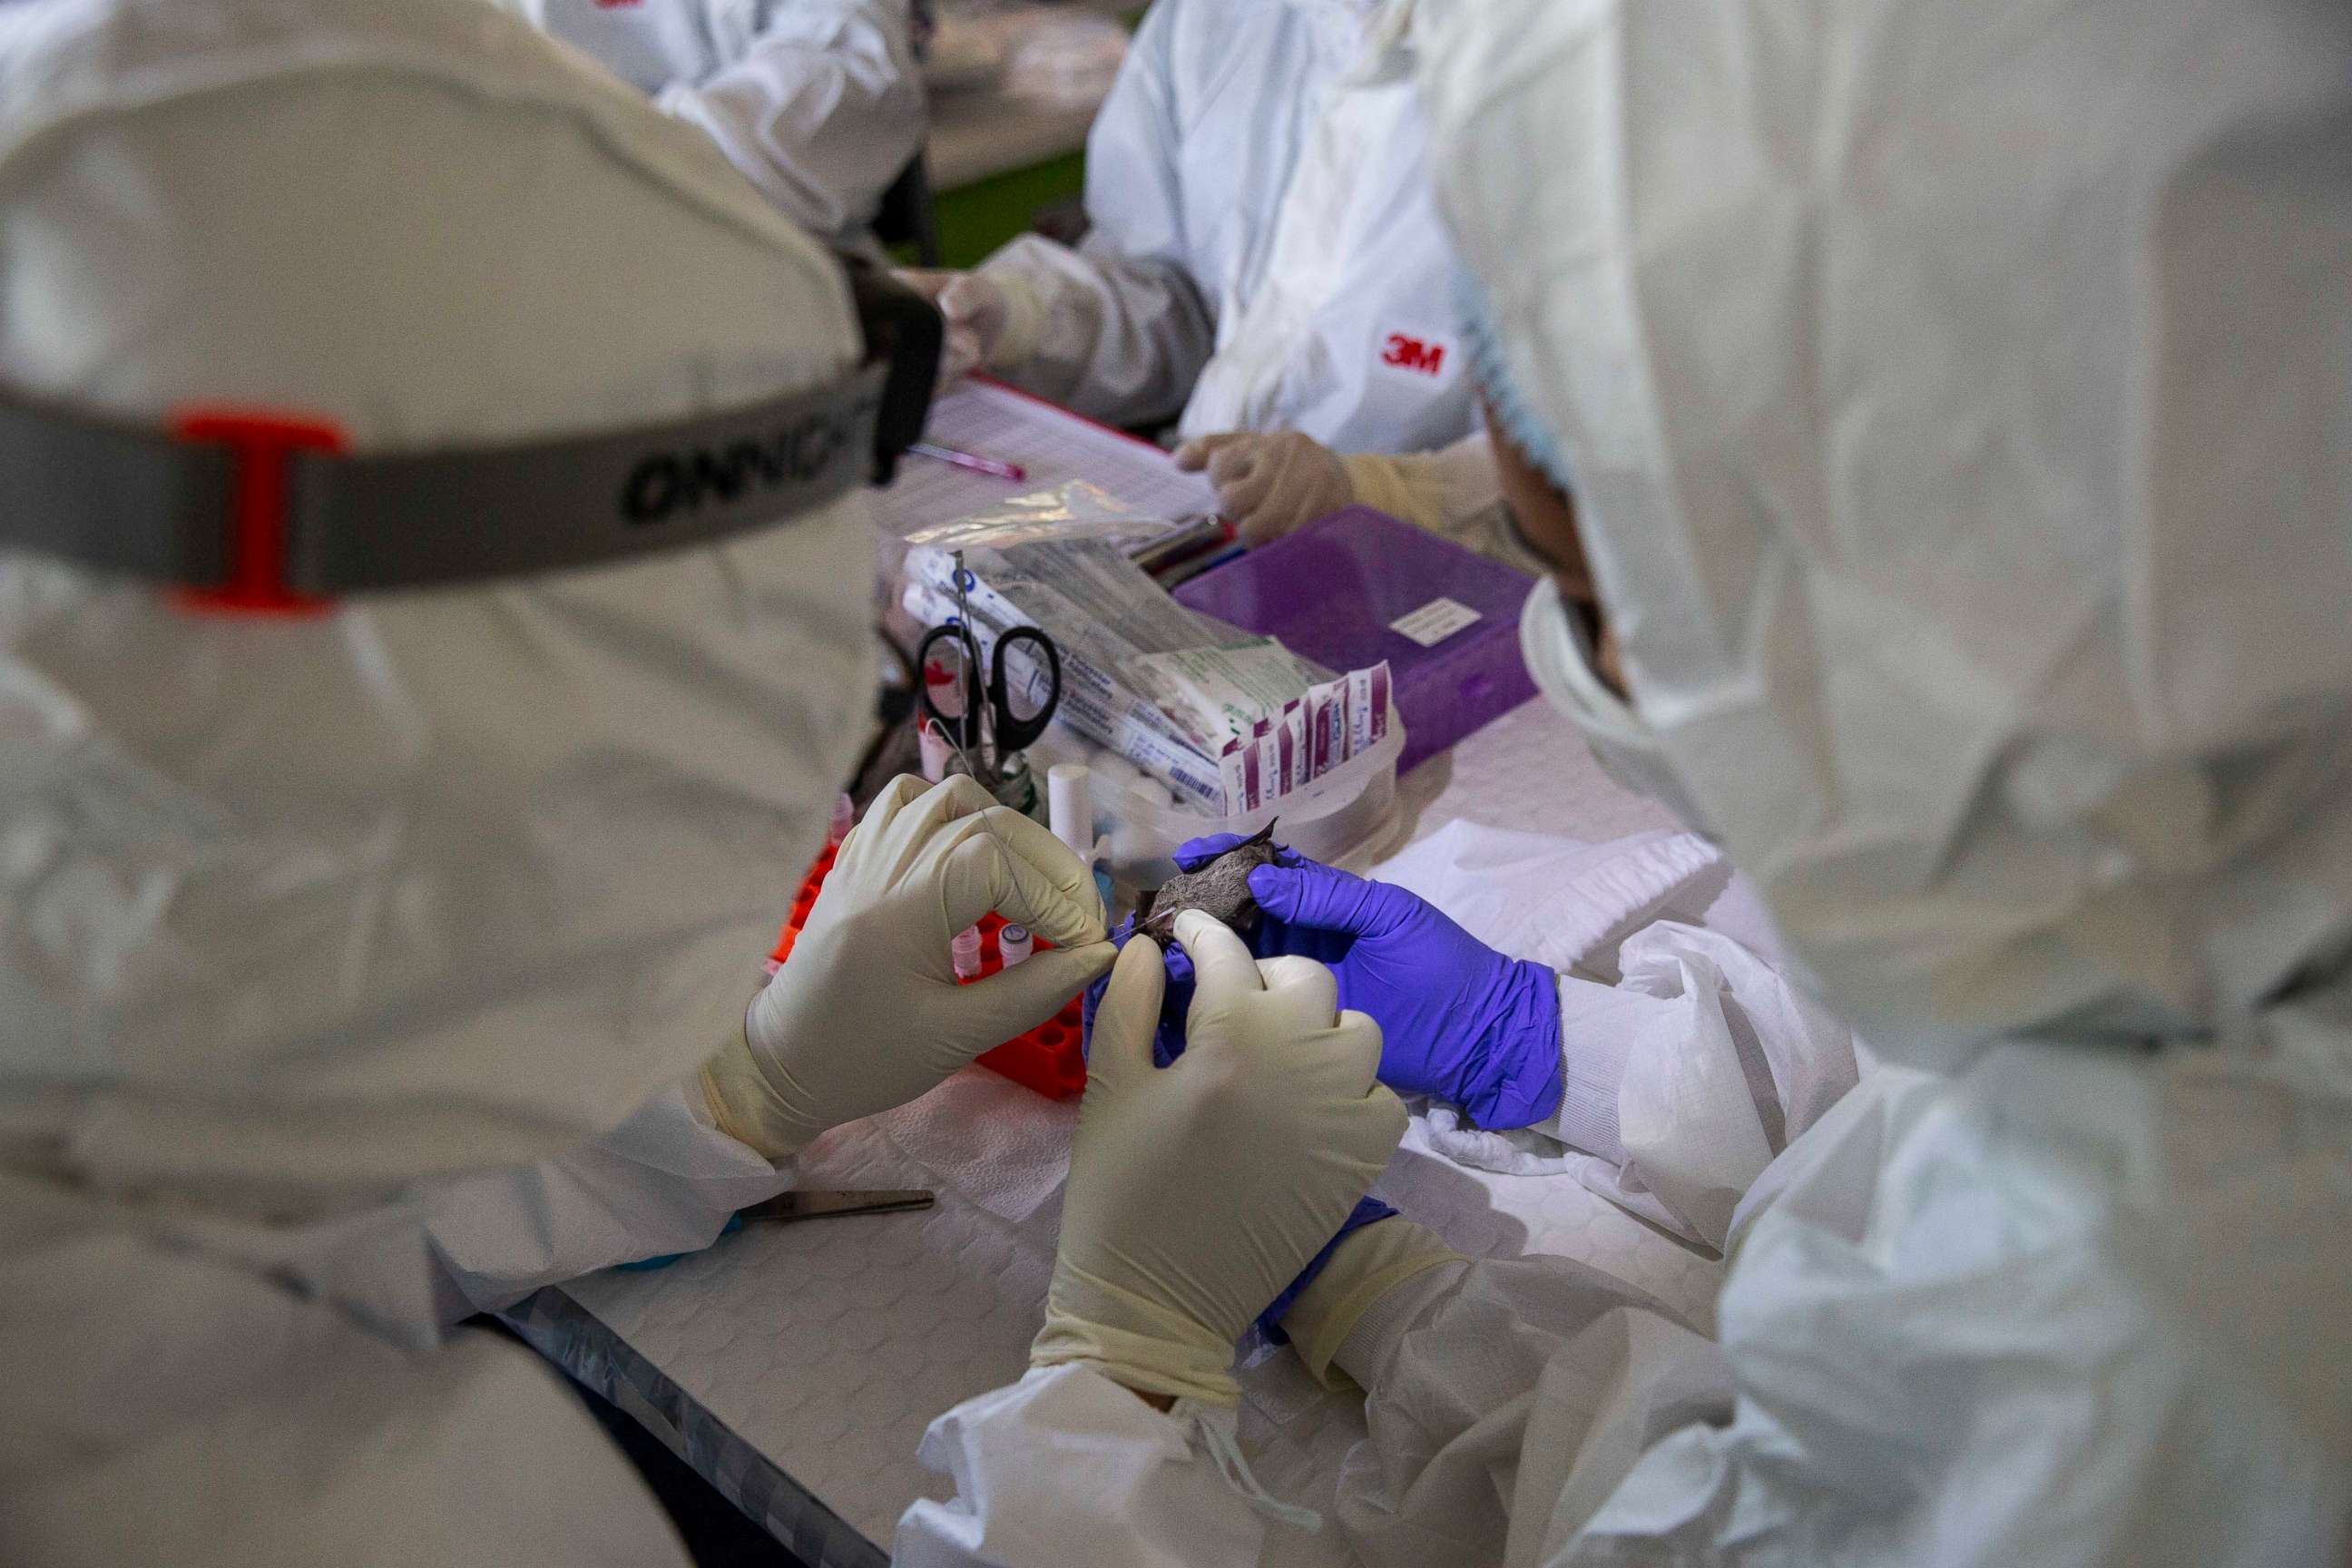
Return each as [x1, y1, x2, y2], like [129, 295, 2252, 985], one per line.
[701, 774, 1114, 1158]
[1098, 835, 1565, 1132]
[1173, 429, 1506, 548]
[1040, 915, 1406, 1406]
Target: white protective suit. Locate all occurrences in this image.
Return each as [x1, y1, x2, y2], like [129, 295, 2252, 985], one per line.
[498, 0, 924, 242]
[0, 2, 877, 1562]
[899, 0, 2352, 1562]
[968, 0, 1480, 456]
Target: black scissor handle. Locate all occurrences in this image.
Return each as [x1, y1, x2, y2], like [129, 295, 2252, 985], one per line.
[988, 626, 1063, 755]
[915, 621, 985, 750]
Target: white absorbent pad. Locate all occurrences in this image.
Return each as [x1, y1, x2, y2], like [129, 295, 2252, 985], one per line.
[1372, 820, 1728, 980]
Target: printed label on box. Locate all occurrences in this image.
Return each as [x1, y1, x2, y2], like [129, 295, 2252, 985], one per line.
[1390, 597, 1482, 648]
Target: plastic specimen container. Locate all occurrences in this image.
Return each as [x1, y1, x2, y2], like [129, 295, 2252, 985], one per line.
[1096, 720, 1406, 885]
[1173, 505, 1537, 774]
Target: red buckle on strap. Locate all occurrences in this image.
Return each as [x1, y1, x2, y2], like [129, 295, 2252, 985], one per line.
[170, 407, 347, 616]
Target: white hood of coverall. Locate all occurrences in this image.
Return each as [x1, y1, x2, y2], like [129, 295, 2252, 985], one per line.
[0, 0, 877, 1223]
[1425, 0, 2352, 1066]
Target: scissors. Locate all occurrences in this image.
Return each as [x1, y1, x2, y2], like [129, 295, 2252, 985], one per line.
[916, 558, 1063, 782]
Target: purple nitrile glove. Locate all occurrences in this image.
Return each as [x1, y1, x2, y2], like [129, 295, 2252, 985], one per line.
[1083, 835, 1563, 1129]
[1081, 835, 1344, 1069]
[1244, 848, 1564, 1129]
[1080, 912, 1184, 1067]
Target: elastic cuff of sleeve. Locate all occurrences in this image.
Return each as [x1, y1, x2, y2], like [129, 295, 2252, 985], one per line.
[1540, 982, 1633, 1164]
[1331, 1257, 1470, 1392]
[1031, 1286, 1241, 1407]
[1280, 1219, 1462, 1390]
[697, 1019, 826, 1160]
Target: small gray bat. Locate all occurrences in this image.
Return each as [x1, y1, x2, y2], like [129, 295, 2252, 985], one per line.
[1134, 821, 1282, 948]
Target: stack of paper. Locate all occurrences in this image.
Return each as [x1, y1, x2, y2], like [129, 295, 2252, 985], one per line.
[873, 379, 1217, 543]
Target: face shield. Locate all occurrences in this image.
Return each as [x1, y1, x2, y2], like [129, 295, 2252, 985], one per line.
[0, 0, 938, 1215]
[1455, 263, 1721, 838]
[1422, 0, 2352, 1065]
[1516, 578, 1713, 837]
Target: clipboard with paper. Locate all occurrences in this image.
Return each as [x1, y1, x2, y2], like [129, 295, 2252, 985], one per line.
[872, 378, 1220, 545]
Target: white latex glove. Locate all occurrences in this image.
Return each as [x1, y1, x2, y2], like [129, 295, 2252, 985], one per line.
[898, 269, 1039, 387]
[701, 774, 1113, 1158]
[1034, 914, 1406, 1405]
[1280, 1215, 1460, 1387]
[1172, 430, 1356, 544]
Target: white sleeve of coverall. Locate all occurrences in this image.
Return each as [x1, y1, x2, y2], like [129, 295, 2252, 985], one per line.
[422, 1078, 796, 1319]
[1326, 1253, 1731, 1568]
[1338, 1036, 2352, 1568]
[891, 1254, 1719, 1568]
[655, 0, 924, 240]
[895, 1365, 1267, 1568]
[1279, 1087, 1911, 1568]
[1537, 922, 1860, 1251]
[968, 7, 1215, 426]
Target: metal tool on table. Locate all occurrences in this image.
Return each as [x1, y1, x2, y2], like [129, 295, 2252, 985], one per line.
[613, 1188, 936, 1269]
[739, 1189, 935, 1225]
[916, 550, 1063, 811]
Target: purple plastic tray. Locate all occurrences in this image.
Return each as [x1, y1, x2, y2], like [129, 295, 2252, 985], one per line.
[1174, 505, 1537, 775]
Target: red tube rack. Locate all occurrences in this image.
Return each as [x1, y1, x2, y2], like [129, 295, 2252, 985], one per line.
[766, 848, 1087, 1101]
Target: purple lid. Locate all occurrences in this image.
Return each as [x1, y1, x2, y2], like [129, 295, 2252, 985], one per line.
[1174, 506, 1537, 773]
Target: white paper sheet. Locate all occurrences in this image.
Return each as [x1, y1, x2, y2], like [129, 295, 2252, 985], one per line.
[872, 379, 1219, 540]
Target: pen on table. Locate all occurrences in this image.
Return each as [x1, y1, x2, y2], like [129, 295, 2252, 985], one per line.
[908, 441, 1027, 482]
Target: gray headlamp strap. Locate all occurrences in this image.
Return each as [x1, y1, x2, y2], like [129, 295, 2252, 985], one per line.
[290, 363, 882, 592]
[0, 362, 883, 596]
[0, 391, 232, 582]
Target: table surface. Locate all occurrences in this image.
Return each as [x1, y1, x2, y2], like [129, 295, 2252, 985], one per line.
[510, 701, 1727, 1568]
[924, 0, 1135, 191]
[927, 86, 1102, 192]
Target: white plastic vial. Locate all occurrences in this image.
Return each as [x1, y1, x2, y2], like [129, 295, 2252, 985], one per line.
[918, 722, 956, 783]
[950, 925, 984, 980]
[998, 925, 1034, 967]
[1047, 763, 1093, 862]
